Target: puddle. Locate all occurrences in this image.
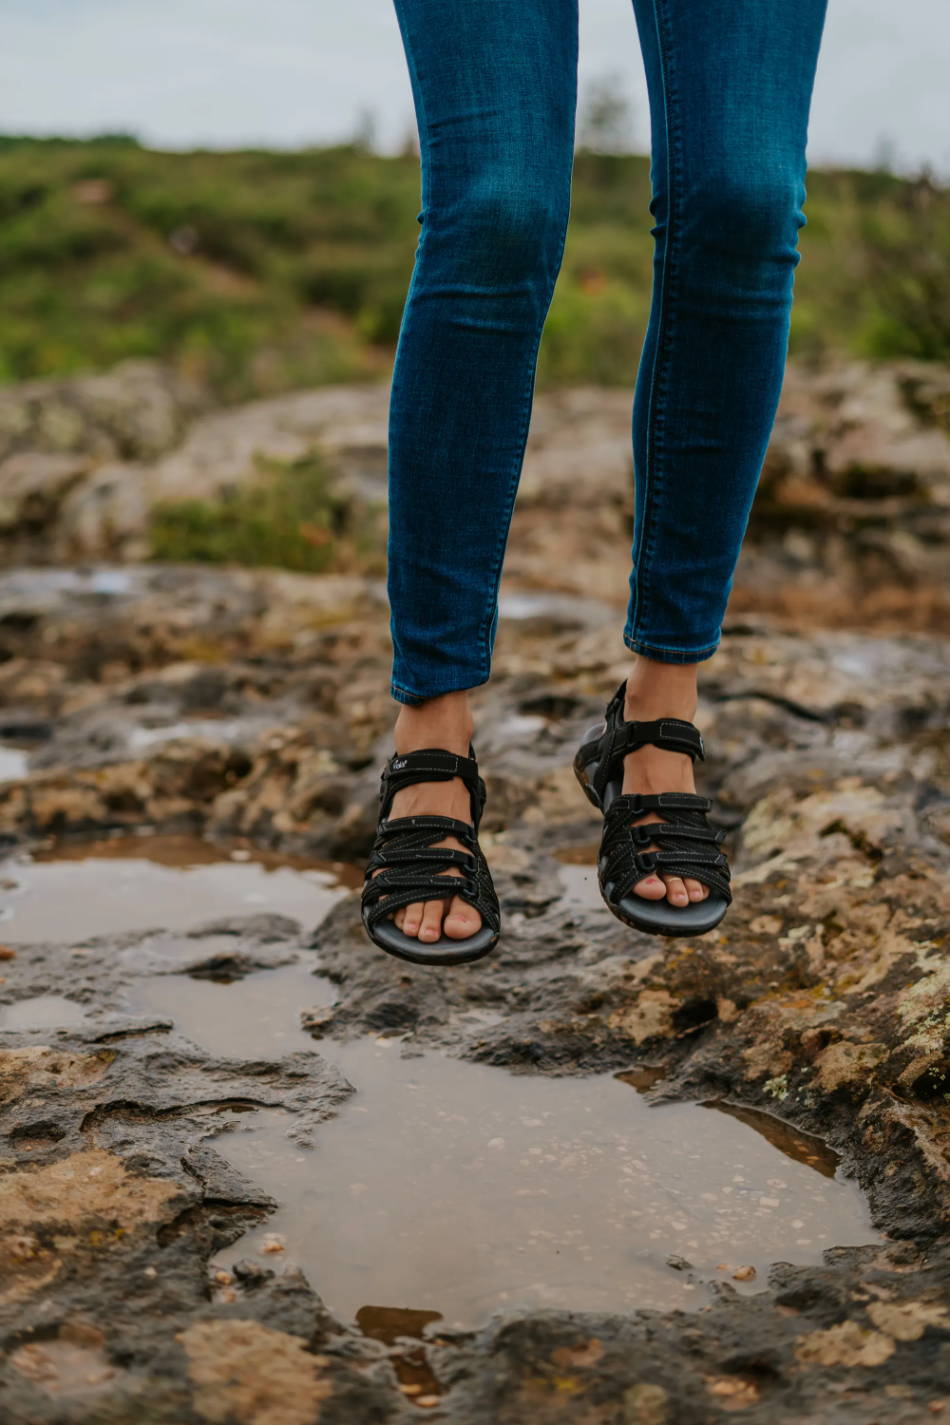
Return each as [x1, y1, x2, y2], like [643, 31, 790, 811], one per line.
[130, 963, 336, 1058]
[3, 829, 884, 1334]
[125, 966, 882, 1329]
[0, 835, 358, 942]
[0, 995, 87, 1030]
[127, 718, 271, 753]
[0, 745, 29, 782]
[553, 843, 604, 912]
[0, 566, 134, 604]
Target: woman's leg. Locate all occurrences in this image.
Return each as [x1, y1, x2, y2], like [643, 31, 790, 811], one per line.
[621, 0, 829, 905]
[387, 0, 579, 707]
[380, 0, 578, 942]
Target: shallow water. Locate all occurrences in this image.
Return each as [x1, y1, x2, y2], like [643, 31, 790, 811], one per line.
[0, 744, 30, 782]
[4, 840, 883, 1333]
[131, 962, 336, 1058]
[0, 994, 88, 1030]
[0, 835, 356, 942]
[553, 842, 604, 912]
[128, 966, 882, 1330]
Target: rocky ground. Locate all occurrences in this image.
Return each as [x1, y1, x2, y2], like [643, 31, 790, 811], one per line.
[0, 355, 947, 632]
[0, 359, 947, 1423]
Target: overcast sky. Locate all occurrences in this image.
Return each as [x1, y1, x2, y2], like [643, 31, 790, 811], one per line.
[1, 0, 946, 177]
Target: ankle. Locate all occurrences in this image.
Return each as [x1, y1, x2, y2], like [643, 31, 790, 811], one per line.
[623, 656, 699, 723]
[394, 690, 474, 757]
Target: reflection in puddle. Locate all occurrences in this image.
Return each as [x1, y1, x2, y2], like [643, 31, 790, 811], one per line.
[1, 836, 356, 942]
[703, 1099, 840, 1179]
[0, 995, 87, 1030]
[357, 1306, 444, 1400]
[126, 968, 882, 1328]
[131, 963, 336, 1059]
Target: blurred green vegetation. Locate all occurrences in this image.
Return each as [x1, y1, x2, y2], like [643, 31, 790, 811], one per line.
[150, 451, 382, 572]
[0, 134, 946, 401]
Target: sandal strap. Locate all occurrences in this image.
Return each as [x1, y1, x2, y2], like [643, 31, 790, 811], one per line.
[378, 745, 486, 827]
[610, 718, 705, 762]
[584, 691, 705, 803]
[600, 801, 732, 905]
[362, 802, 501, 933]
[605, 791, 712, 816]
[377, 813, 477, 844]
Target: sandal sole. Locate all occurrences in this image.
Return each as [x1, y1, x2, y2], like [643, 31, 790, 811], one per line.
[361, 910, 499, 966]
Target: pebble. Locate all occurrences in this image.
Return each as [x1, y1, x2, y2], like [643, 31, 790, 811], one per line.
[732, 1265, 757, 1282]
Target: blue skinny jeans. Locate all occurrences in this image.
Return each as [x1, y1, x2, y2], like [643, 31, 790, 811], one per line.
[387, 0, 828, 705]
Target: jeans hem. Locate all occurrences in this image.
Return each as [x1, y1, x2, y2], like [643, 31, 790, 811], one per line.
[390, 673, 489, 707]
[622, 631, 720, 665]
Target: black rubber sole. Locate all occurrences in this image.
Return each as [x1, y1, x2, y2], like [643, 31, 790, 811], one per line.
[361, 908, 499, 966]
[573, 719, 730, 938]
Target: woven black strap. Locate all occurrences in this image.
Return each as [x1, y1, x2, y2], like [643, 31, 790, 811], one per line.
[362, 813, 501, 931]
[599, 791, 732, 904]
[363, 745, 498, 931]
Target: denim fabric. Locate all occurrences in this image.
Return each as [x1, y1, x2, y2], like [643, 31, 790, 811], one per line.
[387, 0, 828, 705]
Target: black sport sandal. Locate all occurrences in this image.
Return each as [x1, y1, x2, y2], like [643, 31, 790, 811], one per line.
[361, 744, 501, 966]
[573, 678, 731, 937]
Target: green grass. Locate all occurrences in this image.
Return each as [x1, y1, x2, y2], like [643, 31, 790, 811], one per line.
[0, 133, 945, 400]
[149, 451, 383, 573]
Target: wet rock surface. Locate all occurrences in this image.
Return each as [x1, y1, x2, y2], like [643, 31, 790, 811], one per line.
[0, 551, 946, 1422]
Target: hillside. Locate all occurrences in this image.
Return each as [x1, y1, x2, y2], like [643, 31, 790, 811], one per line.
[0, 135, 946, 401]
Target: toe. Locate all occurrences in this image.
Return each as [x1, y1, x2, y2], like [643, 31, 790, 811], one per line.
[684, 877, 709, 901]
[663, 875, 690, 907]
[401, 901, 424, 938]
[633, 874, 668, 901]
[443, 895, 482, 940]
[418, 897, 447, 942]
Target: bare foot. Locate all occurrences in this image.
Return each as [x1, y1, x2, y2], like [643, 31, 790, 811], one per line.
[620, 657, 710, 907]
[371, 691, 483, 942]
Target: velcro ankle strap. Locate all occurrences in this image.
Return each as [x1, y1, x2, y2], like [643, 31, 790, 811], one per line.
[379, 745, 484, 821]
[612, 718, 705, 762]
[386, 748, 477, 780]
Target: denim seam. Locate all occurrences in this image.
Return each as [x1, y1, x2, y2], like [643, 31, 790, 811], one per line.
[477, 177, 577, 683]
[628, 0, 682, 646]
[390, 673, 489, 706]
[623, 632, 719, 659]
[387, 7, 434, 702]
